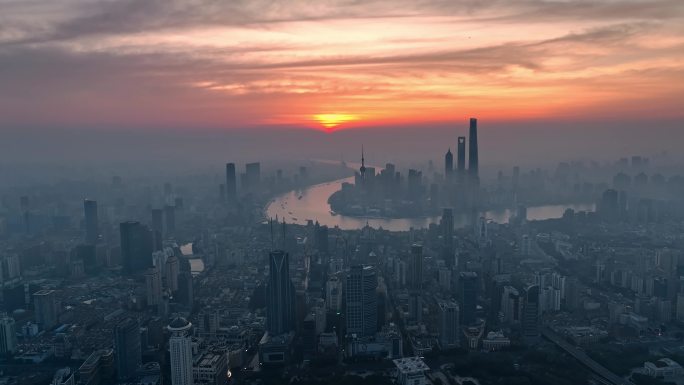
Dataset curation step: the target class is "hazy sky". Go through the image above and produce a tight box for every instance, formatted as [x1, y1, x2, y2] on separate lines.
[1, 0, 683, 132]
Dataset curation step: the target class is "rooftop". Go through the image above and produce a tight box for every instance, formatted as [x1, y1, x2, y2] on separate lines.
[168, 317, 191, 330]
[393, 357, 429, 374]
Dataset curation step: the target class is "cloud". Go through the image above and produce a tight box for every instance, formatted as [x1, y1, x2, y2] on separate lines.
[0, 0, 682, 130]
[2, 0, 682, 46]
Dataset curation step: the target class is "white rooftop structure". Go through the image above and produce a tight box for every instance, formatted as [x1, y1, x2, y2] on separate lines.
[393, 357, 430, 385]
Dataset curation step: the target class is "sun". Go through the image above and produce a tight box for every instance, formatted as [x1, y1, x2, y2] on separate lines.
[313, 113, 357, 130]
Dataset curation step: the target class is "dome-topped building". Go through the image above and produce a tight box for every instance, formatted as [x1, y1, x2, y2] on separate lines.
[168, 316, 193, 385]
[168, 316, 191, 331]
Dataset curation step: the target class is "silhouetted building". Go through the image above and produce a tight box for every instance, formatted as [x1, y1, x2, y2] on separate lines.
[33, 289, 57, 331]
[151, 209, 164, 251]
[407, 169, 422, 201]
[457, 136, 466, 177]
[444, 148, 453, 181]
[145, 268, 162, 308]
[438, 300, 460, 349]
[459, 272, 478, 326]
[225, 163, 237, 201]
[78, 349, 114, 385]
[512, 166, 520, 192]
[522, 285, 540, 338]
[177, 271, 194, 309]
[409, 244, 423, 290]
[0, 312, 17, 355]
[245, 162, 261, 191]
[84, 199, 98, 244]
[266, 250, 296, 335]
[600, 189, 619, 221]
[468, 118, 479, 178]
[120, 221, 153, 274]
[345, 265, 378, 337]
[73, 243, 97, 273]
[441, 209, 454, 267]
[115, 318, 141, 381]
[315, 223, 329, 256]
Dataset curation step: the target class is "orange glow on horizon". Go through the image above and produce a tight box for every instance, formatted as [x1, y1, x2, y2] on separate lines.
[313, 114, 359, 130]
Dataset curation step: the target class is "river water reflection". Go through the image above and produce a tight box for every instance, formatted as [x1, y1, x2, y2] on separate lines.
[266, 177, 595, 231]
[181, 243, 204, 276]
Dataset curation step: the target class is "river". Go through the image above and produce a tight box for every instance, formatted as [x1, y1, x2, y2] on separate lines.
[181, 243, 204, 276]
[265, 176, 595, 231]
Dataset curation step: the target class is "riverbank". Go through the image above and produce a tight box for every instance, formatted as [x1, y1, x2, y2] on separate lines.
[266, 175, 595, 231]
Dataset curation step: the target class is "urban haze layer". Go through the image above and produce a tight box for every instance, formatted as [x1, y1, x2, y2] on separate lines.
[2, 118, 684, 385]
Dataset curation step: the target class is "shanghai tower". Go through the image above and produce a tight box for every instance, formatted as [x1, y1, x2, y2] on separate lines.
[468, 118, 478, 178]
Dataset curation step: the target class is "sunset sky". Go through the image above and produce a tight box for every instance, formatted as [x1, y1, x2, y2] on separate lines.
[1, 0, 683, 132]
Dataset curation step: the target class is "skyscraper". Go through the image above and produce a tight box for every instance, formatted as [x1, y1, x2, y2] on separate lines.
[407, 169, 422, 201]
[501, 286, 521, 324]
[345, 265, 378, 337]
[84, 199, 98, 244]
[522, 285, 540, 338]
[441, 209, 454, 267]
[177, 271, 194, 309]
[266, 250, 296, 335]
[168, 317, 193, 385]
[225, 163, 237, 201]
[315, 223, 329, 256]
[165, 255, 179, 293]
[245, 162, 261, 191]
[114, 318, 141, 381]
[457, 136, 466, 176]
[409, 244, 423, 290]
[444, 148, 453, 180]
[145, 267, 162, 308]
[600, 189, 619, 221]
[438, 300, 460, 349]
[468, 118, 478, 178]
[33, 289, 57, 331]
[326, 276, 342, 312]
[0, 312, 17, 355]
[408, 244, 424, 323]
[459, 272, 478, 326]
[119, 221, 154, 274]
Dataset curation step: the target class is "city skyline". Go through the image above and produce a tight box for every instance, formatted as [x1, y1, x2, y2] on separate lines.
[2, 3, 684, 385]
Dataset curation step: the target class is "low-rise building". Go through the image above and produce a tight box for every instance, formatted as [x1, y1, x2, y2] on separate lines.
[193, 350, 229, 385]
[258, 332, 294, 365]
[643, 358, 684, 381]
[393, 357, 430, 385]
[482, 331, 510, 351]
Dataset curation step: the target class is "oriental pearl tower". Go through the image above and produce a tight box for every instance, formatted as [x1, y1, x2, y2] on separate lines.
[359, 145, 367, 180]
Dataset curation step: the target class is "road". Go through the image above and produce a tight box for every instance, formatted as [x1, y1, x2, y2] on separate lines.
[542, 328, 634, 385]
